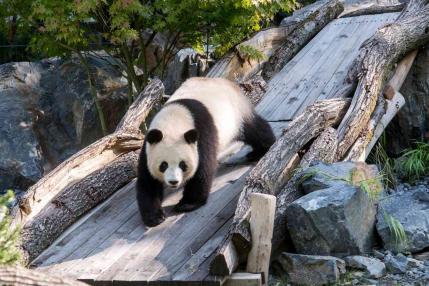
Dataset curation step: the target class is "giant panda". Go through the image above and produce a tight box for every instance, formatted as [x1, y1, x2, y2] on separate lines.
[137, 77, 275, 226]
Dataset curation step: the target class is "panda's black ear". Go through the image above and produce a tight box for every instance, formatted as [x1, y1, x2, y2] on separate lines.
[147, 129, 163, 144]
[184, 129, 198, 144]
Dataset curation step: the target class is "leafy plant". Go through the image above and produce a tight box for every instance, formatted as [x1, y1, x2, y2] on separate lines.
[397, 142, 429, 182]
[367, 136, 396, 188]
[0, 190, 21, 265]
[383, 211, 407, 246]
[237, 44, 266, 62]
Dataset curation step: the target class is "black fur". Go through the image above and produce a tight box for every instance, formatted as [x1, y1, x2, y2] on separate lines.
[136, 99, 218, 226]
[136, 142, 166, 227]
[147, 129, 163, 144]
[241, 113, 276, 161]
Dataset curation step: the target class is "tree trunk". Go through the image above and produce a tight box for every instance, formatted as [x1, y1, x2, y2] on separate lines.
[210, 98, 351, 276]
[20, 151, 139, 263]
[340, 2, 405, 18]
[0, 265, 87, 286]
[336, 0, 429, 159]
[262, 0, 344, 80]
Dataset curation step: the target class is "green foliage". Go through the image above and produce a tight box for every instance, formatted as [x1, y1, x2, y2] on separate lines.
[237, 44, 266, 62]
[368, 141, 396, 188]
[397, 142, 429, 182]
[383, 211, 407, 247]
[0, 190, 21, 265]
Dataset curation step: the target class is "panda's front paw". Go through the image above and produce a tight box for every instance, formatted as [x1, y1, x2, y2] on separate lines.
[174, 200, 205, 213]
[141, 209, 165, 227]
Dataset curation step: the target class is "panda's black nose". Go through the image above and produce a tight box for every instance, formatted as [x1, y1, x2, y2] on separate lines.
[169, 180, 179, 186]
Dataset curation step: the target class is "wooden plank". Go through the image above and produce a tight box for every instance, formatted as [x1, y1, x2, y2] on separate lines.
[94, 166, 250, 283]
[223, 273, 262, 286]
[292, 14, 396, 117]
[256, 17, 346, 118]
[246, 194, 276, 285]
[257, 17, 355, 120]
[32, 181, 138, 269]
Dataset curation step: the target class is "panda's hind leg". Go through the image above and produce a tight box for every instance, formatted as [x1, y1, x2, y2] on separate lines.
[241, 113, 276, 161]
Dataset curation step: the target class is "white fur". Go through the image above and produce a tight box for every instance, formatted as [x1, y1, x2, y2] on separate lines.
[169, 77, 253, 154]
[146, 77, 253, 185]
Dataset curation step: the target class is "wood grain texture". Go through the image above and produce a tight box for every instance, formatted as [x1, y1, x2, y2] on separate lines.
[337, 0, 429, 158]
[0, 266, 88, 286]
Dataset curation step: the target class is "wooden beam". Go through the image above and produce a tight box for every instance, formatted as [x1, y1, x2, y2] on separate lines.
[223, 273, 262, 286]
[246, 194, 276, 285]
[0, 266, 88, 286]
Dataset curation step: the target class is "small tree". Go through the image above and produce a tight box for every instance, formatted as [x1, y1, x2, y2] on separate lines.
[4, 0, 295, 134]
[0, 191, 21, 265]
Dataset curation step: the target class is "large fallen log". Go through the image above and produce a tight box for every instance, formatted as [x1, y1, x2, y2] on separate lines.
[340, 2, 405, 18]
[262, 0, 344, 80]
[207, 0, 343, 82]
[336, 0, 429, 159]
[210, 98, 351, 276]
[12, 79, 163, 263]
[0, 265, 87, 286]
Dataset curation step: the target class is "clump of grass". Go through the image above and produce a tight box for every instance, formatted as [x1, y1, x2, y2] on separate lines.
[0, 190, 21, 265]
[368, 141, 396, 188]
[397, 142, 429, 182]
[383, 211, 407, 247]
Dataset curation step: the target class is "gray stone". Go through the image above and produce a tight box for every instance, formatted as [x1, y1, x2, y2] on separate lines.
[286, 162, 379, 256]
[300, 161, 379, 194]
[376, 187, 429, 253]
[0, 53, 129, 192]
[385, 253, 409, 274]
[274, 253, 346, 285]
[345, 256, 386, 278]
[407, 257, 424, 269]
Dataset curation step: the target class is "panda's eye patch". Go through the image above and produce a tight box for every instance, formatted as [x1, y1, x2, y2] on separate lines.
[159, 161, 168, 173]
[179, 161, 188, 172]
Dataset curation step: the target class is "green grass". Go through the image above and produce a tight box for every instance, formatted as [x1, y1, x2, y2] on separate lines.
[368, 142, 396, 188]
[397, 142, 429, 182]
[236, 44, 267, 62]
[383, 211, 407, 247]
[0, 190, 21, 265]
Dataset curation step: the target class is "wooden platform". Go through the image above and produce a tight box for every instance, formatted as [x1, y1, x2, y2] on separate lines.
[33, 13, 399, 285]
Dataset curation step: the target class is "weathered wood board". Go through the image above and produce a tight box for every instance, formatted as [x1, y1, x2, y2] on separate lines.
[256, 12, 400, 121]
[33, 13, 399, 285]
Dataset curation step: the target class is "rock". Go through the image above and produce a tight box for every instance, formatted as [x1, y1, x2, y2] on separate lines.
[373, 249, 385, 260]
[0, 53, 129, 192]
[385, 253, 409, 274]
[274, 253, 346, 285]
[345, 256, 386, 278]
[300, 161, 379, 194]
[386, 46, 429, 155]
[376, 187, 429, 253]
[285, 162, 379, 256]
[407, 257, 424, 269]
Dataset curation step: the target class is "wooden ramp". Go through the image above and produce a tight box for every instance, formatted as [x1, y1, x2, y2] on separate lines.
[33, 13, 399, 285]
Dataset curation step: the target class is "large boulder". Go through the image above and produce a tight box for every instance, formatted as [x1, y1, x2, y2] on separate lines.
[386, 46, 429, 155]
[273, 253, 346, 285]
[0, 54, 129, 192]
[285, 162, 380, 256]
[376, 186, 429, 253]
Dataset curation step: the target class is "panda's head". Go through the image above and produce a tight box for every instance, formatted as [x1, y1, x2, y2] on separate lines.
[145, 128, 199, 189]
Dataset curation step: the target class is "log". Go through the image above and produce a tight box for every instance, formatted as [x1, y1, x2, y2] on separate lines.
[223, 273, 262, 286]
[246, 194, 276, 285]
[207, 0, 343, 82]
[210, 98, 351, 276]
[0, 265, 88, 286]
[336, 0, 429, 159]
[340, 2, 405, 18]
[20, 151, 139, 262]
[342, 50, 417, 161]
[11, 79, 163, 229]
[271, 127, 339, 250]
[262, 0, 344, 80]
